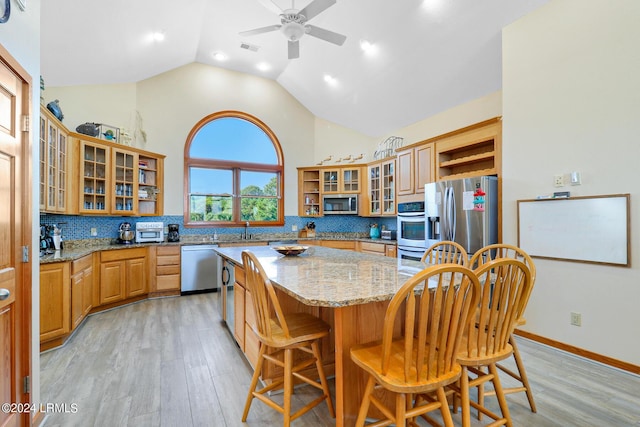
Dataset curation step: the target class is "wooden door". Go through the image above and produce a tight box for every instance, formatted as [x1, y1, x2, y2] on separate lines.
[125, 258, 147, 297]
[397, 149, 414, 195]
[415, 144, 433, 193]
[99, 261, 125, 305]
[0, 49, 32, 427]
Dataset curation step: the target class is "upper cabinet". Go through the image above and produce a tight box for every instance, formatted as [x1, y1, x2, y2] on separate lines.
[74, 133, 165, 216]
[322, 167, 362, 194]
[40, 106, 71, 213]
[396, 143, 434, 203]
[297, 165, 365, 217]
[435, 117, 502, 180]
[367, 158, 396, 216]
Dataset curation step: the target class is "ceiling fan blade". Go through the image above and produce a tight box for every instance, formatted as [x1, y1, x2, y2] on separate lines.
[256, 0, 283, 14]
[239, 25, 281, 37]
[299, 0, 336, 21]
[288, 40, 300, 59]
[306, 25, 346, 46]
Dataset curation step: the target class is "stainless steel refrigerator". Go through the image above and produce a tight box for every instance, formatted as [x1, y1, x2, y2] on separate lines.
[424, 176, 498, 254]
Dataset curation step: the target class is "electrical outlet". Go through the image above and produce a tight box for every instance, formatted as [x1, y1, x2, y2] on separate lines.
[90, 227, 97, 236]
[292, 225, 298, 232]
[570, 312, 582, 326]
[554, 174, 565, 187]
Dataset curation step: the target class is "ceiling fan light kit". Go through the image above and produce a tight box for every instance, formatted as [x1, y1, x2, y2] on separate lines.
[240, 0, 346, 59]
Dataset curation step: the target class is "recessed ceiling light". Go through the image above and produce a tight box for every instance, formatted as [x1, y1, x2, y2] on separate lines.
[213, 52, 227, 61]
[152, 31, 165, 42]
[323, 74, 337, 85]
[360, 40, 373, 52]
[257, 62, 271, 71]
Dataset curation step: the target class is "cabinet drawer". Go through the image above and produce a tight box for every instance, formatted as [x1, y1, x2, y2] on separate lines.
[156, 246, 180, 256]
[157, 265, 180, 276]
[156, 274, 180, 291]
[244, 325, 261, 369]
[359, 241, 386, 254]
[323, 240, 356, 250]
[235, 265, 245, 286]
[157, 255, 180, 266]
[72, 254, 93, 274]
[101, 247, 147, 262]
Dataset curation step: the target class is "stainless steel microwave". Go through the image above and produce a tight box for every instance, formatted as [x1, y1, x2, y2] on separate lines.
[322, 194, 358, 215]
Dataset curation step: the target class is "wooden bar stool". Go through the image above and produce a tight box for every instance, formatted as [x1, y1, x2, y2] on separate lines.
[469, 244, 537, 415]
[241, 250, 335, 427]
[452, 258, 533, 427]
[350, 264, 481, 427]
[422, 241, 469, 266]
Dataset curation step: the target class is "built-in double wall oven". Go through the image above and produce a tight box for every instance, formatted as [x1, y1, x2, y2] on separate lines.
[397, 201, 427, 261]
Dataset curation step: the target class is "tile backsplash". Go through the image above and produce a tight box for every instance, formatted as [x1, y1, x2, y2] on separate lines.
[39, 214, 397, 242]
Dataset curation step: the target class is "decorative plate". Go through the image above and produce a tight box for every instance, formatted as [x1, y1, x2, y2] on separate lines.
[272, 245, 308, 256]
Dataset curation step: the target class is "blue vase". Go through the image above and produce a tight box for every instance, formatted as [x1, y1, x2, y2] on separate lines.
[370, 226, 380, 239]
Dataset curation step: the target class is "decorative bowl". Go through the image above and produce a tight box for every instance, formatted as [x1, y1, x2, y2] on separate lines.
[272, 245, 308, 256]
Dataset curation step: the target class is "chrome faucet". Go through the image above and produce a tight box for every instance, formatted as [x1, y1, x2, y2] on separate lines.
[243, 221, 250, 239]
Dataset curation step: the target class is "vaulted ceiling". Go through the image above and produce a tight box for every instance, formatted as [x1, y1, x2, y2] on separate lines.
[41, 0, 550, 137]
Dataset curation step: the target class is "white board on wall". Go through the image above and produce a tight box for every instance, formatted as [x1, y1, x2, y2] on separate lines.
[517, 194, 630, 267]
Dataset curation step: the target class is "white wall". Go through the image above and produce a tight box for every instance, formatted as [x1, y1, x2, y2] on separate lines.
[502, 0, 640, 364]
[0, 0, 43, 410]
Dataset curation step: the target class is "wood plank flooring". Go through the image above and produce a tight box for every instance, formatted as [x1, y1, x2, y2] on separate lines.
[40, 292, 640, 426]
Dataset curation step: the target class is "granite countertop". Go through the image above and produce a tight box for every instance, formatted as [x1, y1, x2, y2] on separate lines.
[214, 245, 423, 308]
[39, 234, 396, 264]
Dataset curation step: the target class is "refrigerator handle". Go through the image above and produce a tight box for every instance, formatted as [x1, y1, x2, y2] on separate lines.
[449, 187, 456, 241]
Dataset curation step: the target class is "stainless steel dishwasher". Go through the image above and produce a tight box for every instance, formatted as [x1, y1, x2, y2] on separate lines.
[180, 245, 218, 294]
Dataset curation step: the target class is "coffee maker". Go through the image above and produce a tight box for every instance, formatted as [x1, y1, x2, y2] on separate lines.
[167, 224, 180, 242]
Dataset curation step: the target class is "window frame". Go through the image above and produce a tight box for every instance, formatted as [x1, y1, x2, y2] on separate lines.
[183, 110, 285, 227]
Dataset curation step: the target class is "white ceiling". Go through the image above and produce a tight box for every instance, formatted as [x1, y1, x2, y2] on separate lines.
[41, 0, 550, 137]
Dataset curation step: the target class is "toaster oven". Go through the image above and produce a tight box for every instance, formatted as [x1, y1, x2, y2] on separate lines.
[135, 222, 164, 243]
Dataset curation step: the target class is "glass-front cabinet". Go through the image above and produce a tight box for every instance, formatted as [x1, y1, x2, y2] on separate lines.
[112, 148, 137, 214]
[322, 167, 361, 194]
[39, 106, 69, 213]
[367, 158, 396, 216]
[79, 141, 109, 214]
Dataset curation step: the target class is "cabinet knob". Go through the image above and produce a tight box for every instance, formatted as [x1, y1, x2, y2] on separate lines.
[0, 288, 10, 301]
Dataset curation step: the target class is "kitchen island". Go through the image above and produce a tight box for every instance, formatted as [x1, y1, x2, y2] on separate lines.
[214, 244, 424, 427]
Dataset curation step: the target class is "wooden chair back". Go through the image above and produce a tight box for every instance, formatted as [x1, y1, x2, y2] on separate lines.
[379, 264, 480, 384]
[422, 240, 469, 266]
[242, 250, 291, 342]
[462, 258, 532, 360]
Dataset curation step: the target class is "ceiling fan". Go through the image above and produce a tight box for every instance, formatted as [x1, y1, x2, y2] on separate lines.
[240, 0, 347, 59]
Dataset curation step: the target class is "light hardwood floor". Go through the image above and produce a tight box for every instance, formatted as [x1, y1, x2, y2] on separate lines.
[40, 293, 640, 427]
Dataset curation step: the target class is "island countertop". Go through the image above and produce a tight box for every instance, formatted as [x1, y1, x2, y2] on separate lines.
[214, 244, 424, 307]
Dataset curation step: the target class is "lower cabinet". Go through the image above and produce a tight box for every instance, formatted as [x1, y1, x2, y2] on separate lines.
[151, 245, 181, 294]
[234, 265, 246, 350]
[40, 262, 70, 343]
[71, 254, 93, 330]
[357, 240, 397, 258]
[99, 247, 148, 305]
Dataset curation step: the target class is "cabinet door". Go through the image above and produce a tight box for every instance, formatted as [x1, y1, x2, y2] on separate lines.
[82, 266, 94, 317]
[112, 148, 138, 215]
[381, 159, 396, 215]
[322, 169, 340, 193]
[80, 141, 109, 213]
[71, 272, 84, 330]
[234, 282, 246, 350]
[39, 116, 47, 211]
[341, 167, 361, 192]
[45, 120, 58, 211]
[368, 163, 381, 215]
[55, 129, 68, 212]
[99, 261, 125, 305]
[415, 144, 433, 193]
[126, 257, 148, 297]
[40, 263, 70, 341]
[397, 149, 414, 196]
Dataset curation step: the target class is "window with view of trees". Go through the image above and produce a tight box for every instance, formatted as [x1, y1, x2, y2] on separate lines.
[183, 111, 284, 227]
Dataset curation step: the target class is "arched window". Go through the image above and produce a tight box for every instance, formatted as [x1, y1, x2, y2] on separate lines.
[183, 111, 284, 227]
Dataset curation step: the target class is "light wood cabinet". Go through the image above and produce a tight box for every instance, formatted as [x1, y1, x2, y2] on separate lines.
[435, 117, 502, 180]
[297, 165, 365, 216]
[74, 133, 165, 216]
[40, 106, 71, 213]
[151, 246, 181, 295]
[40, 262, 70, 342]
[322, 167, 362, 194]
[298, 168, 322, 217]
[397, 143, 434, 202]
[99, 248, 148, 306]
[367, 158, 396, 216]
[71, 255, 93, 330]
[234, 265, 246, 350]
[357, 241, 397, 258]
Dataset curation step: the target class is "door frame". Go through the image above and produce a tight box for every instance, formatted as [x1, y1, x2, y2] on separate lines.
[0, 43, 33, 427]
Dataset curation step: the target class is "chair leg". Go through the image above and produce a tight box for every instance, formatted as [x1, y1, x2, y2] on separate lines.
[311, 340, 335, 417]
[509, 334, 537, 413]
[395, 393, 407, 427]
[283, 348, 293, 427]
[242, 344, 267, 422]
[460, 366, 471, 427]
[477, 367, 486, 420]
[437, 387, 455, 427]
[489, 363, 513, 427]
[356, 376, 376, 427]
